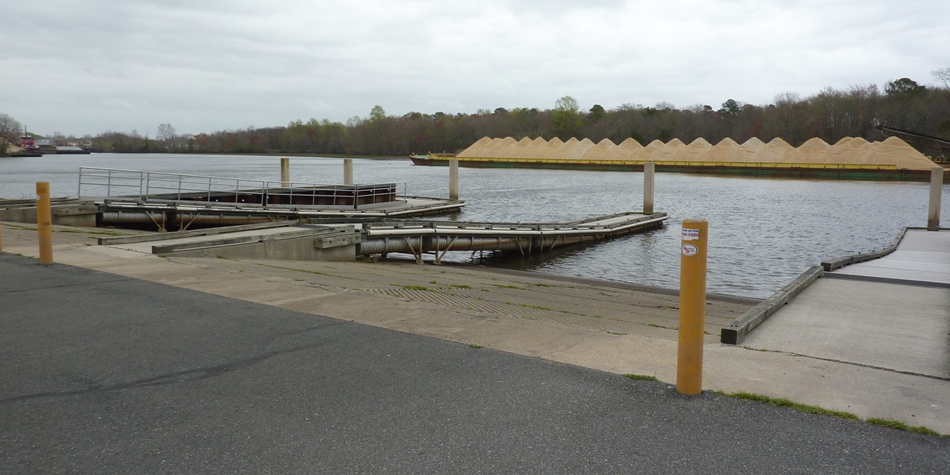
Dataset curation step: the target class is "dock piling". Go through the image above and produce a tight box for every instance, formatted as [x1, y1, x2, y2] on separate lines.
[929, 167, 943, 229]
[280, 158, 290, 188]
[677, 218, 708, 396]
[449, 159, 459, 200]
[36, 182, 53, 264]
[0, 215, 4, 253]
[344, 159, 354, 185]
[644, 162, 655, 214]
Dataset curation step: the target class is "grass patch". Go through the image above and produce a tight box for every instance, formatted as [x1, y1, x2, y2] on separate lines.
[429, 280, 438, 284]
[467, 343, 484, 349]
[624, 374, 659, 382]
[402, 285, 429, 291]
[608, 331, 627, 336]
[722, 391, 859, 420]
[520, 303, 550, 310]
[492, 284, 522, 289]
[867, 418, 941, 436]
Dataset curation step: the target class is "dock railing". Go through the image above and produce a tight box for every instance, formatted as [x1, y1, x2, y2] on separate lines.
[79, 167, 405, 210]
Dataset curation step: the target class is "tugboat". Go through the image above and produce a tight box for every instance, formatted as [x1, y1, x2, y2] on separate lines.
[12, 130, 43, 157]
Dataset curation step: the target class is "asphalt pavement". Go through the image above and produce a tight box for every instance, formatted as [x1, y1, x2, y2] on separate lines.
[2, 253, 948, 474]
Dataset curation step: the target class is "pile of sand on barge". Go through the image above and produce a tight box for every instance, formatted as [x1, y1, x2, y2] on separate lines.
[455, 136, 938, 171]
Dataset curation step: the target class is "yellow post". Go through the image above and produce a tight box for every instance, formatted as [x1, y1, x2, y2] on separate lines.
[677, 218, 708, 395]
[37, 181, 54, 264]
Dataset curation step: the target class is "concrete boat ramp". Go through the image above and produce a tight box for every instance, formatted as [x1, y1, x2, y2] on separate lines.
[96, 211, 669, 263]
[740, 228, 950, 381]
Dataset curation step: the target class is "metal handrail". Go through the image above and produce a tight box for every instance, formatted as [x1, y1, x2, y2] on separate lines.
[79, 167, 406, 210]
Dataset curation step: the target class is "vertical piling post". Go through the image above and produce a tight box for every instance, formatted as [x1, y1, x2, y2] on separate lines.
[37, 181, 53, 264]
[344, 158, 354, 185]
[280, 158, 290, 188]
[0, 215, 4, 253]
[449, 159, 459, 200]
[928, 167, 943, 230]
[677, 219, 708, 395]
[643, 162, 655, 214]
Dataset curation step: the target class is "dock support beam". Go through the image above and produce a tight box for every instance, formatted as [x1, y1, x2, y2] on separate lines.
[344, 159, 354, 185]
[280, 158, 290, 187]
[677, 218, 707, 396]
[928, 167, 943, 230]
[37, 181, 53, 264]
[449, 159, 459, 200]
[643, 162, 655, 214]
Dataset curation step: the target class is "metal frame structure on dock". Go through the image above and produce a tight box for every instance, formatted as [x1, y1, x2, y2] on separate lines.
[358, 212, 668, 264]
[72, 167, 465, 230]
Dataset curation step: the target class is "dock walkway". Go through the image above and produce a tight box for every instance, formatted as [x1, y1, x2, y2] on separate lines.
[743, 228, 950, 381]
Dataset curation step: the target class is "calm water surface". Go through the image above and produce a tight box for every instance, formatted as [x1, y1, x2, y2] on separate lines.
[2, 153, 947, 299]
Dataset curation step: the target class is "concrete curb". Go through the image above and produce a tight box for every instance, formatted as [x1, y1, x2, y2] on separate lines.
[720, 266, 823, 345]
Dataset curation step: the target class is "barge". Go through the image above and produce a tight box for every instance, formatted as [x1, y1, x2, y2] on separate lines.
[412, 136, 948, 182]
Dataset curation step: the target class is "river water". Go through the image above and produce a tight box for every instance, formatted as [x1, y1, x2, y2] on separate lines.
[2, 153, 947, 299]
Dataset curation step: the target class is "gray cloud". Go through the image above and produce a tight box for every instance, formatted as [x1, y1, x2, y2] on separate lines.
[2, 0, 949, 136]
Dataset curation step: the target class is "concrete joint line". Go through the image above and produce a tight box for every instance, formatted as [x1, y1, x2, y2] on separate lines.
[741, 346, 950, 382]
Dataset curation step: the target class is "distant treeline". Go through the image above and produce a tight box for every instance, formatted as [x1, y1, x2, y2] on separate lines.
[11, 73, 950, 158]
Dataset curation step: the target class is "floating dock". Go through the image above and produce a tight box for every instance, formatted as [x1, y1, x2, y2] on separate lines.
[2, 167, 668, 263]
[358, 212, 668, 263]
[93, 212, 668, 263]
[0, 168, 465, 230]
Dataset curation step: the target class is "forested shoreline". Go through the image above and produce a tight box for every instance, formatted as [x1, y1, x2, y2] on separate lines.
[3, 74, 949, 158]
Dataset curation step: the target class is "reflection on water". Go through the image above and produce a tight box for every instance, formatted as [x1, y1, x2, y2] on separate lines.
[2, 153, 947, 299]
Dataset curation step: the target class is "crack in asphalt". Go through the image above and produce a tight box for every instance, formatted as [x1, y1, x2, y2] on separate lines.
[0, 323, 346, 404]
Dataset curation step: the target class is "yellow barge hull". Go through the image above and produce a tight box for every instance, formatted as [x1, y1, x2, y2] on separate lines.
[409, 155, 947, 182]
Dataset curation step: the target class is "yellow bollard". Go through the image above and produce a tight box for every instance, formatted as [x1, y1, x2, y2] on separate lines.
[37, 181, 53, 264]
[677, 218, 708, 395]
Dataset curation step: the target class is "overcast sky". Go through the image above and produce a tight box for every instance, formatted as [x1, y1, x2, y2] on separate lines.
[3, 0, 949, 137]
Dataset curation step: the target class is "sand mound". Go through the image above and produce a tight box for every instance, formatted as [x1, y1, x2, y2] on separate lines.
[454, 135, 936, 171]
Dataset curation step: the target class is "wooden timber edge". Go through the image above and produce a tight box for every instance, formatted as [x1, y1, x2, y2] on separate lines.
[720, 266, 824, 345]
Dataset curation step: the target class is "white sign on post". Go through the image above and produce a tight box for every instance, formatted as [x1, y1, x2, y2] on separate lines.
[682, 228, 700, 240]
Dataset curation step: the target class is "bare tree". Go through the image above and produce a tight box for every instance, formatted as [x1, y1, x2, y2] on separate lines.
[933, 67, 950, 89]
[0, 113, 23, 142]
[157, 123, 176, 149]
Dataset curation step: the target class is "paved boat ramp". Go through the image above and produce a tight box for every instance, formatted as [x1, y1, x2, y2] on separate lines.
[738, 228, 950, 381]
